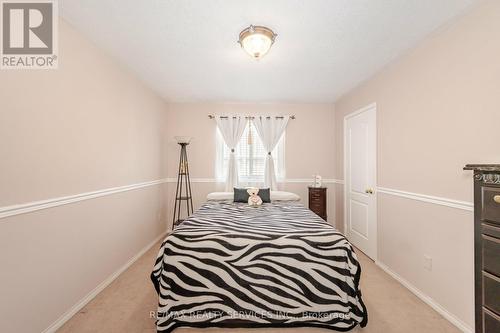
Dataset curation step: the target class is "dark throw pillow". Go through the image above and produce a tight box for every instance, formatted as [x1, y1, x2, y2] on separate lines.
[234, 188, 250, 202]
[258, 188, 271, 203]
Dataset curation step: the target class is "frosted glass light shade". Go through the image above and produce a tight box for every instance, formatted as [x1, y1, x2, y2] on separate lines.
[175, 136, 191, 144]
[238, 25, 276, 60]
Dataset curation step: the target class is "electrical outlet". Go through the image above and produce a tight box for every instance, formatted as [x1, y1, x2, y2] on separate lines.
[424, 255, 432, 271]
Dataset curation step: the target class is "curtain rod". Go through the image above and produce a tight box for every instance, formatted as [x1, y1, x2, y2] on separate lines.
[208, 115, 296, 120]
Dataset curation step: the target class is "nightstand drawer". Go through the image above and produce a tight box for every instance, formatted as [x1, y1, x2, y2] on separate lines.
[483, 235, 500, 277]
[482, 187, 500, 225]
[310, 202, 325, 212]
[483, 271, 500, 315]
[484, 307, 500, 333]
[309, 195, 324, 203]
[483, 223, 500, 239]
[309, 190, 325, 197]
[310, 195, 322, 202]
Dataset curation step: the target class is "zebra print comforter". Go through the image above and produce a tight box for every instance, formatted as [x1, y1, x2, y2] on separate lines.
[151, 201, 367, 332]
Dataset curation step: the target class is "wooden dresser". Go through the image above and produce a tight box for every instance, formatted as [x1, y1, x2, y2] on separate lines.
[464, 164, 500, 333]
[308, 186, 327, 221]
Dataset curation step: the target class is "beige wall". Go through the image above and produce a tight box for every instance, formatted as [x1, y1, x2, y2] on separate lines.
[0, 20, 168, 333]
[164, 103, 336, 228]
[334, 0, 500, 330]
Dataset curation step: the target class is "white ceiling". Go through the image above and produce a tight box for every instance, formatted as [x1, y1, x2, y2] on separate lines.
[60, 0, 478, 103]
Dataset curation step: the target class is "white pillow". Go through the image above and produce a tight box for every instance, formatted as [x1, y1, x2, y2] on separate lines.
[271, 191, 301, 201]
[206, 192, 233, 201]
[206, 191, 300, 202]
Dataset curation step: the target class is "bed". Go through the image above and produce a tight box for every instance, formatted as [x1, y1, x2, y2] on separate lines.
[151, 195, 368, 332]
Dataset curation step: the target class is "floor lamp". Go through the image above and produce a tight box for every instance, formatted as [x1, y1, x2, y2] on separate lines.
[172, 136, 194, 229]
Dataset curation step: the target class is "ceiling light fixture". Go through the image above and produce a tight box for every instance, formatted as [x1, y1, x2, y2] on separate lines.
[238, 25, 277, 60]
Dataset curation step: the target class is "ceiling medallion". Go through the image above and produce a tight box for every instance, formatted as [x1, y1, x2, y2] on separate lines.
[238, 25, 277, 60]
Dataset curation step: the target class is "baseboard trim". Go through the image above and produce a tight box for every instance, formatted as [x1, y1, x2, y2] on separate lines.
[41, 231, 167, 333]
[377, 187, 473, 211]
[0, 179, 169, 220]
[375, 260, 472, 333]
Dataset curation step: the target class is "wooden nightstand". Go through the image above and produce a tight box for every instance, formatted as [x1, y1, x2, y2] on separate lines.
[308, 186, 327, 221]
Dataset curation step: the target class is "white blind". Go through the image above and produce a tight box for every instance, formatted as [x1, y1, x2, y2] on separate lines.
[216, 121, 285, 185]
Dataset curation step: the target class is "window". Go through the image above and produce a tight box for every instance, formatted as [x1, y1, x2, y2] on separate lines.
[215, 121, 285, 185]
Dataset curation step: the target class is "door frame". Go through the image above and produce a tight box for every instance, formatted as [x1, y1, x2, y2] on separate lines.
[343, 102, 378, 260]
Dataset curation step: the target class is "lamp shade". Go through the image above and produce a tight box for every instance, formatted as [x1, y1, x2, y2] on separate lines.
[174, 136, 191, 144]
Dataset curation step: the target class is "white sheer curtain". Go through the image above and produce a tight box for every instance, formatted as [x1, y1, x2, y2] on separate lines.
[214, 116, 247, 191]
[252, 116, 289, 190]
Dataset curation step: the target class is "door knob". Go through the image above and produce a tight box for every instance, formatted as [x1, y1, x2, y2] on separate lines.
[365, 188, 374, 194]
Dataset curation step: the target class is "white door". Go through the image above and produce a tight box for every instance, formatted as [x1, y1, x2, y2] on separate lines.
[344, 104, 377, 260]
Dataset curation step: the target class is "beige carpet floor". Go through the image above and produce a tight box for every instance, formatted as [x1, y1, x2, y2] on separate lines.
[58, 240, 460, 333]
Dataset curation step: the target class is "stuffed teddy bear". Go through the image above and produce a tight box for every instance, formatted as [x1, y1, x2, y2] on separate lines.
[247, 187, 263, 207]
